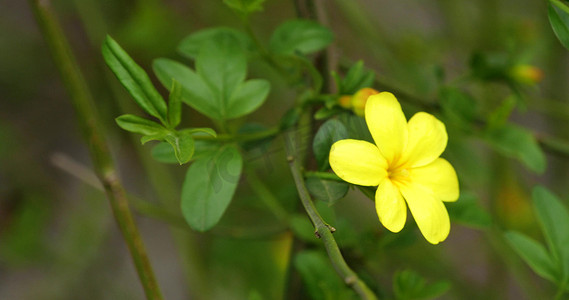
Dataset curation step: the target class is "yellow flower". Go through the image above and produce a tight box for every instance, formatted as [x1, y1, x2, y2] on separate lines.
[329, 92, 459, 244]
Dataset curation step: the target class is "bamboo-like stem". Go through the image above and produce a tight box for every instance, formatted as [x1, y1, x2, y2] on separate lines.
[284, 131, 378, 300]
[29, 1, 163, 299]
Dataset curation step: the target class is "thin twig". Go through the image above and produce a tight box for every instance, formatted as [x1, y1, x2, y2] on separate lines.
[29, 1, 163, 299]
[284, 131, 378, 300]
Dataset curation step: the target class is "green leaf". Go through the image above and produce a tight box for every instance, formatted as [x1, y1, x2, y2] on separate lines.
[0, 194, 50, 264]
[279, 107, 302, 130]
[181, 145, 243, 231]
[151, 142, 179, 164]
[336, 60, 376, 95]
[305, 177, 348, 205]
[415, 281, 452, 300]
[504, 231, 558, 282]
[393, 270, 450, 300]
[151, 139, 220, 164]
[153, 58, 219, 119]
[313, 119, 348, 170]
[532, 186, 569, 281]
[168, 80, 183, 128]
[180, 127, 217, 137]
[548, 2, 569, 50]
[115, 114, 167, 136]
[446, 192, 492, 229]
[140, 133, 168, 145]
[155, 34, 269, 120]
[226, 79, 271, 119]
[269, 19, 333, 55]
[439, 87, 477, 127]
[102, 36, 167, 122]
[177, 27, 253, 60]
[487, 96, 516, 129]
[337, 113, 373, 143]
[314, 106, 344, 120]
[223, 0, 265, 15]
[164, 132, 195, 164]
[196, 35, 247, 104]
[484, 124, 546, 173]
[294, 251, 356, 300]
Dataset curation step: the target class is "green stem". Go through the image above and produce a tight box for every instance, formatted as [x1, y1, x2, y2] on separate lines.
[284, 131, 378, 300]
[551, 0, 569, 15]
[304, 171, 343, 182]
[29, 1, 163, 299]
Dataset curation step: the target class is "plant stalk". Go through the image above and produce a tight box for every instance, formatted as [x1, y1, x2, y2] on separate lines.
[284, 131, 378, 300]
[29, 1, 163, 299]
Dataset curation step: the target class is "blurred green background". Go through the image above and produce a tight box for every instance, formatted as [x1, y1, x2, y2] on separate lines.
[2, 0, 569, 299]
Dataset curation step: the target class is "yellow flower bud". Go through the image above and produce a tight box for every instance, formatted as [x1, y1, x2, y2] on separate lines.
[338, 95, 352, 109]
[509, 64, 544, 85]
[351, 88, 379, 116]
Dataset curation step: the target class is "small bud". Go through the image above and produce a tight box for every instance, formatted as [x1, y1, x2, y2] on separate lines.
[338, 95, 352, 109]
[351, 88, 379, 116]
[509, 64, 543, 85]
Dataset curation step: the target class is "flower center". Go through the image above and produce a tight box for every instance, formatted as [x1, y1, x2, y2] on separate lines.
[387, 165, 410, 186]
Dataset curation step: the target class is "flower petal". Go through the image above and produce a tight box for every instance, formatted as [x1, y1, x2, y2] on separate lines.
[409, 158, 459, 202]
[376, 180, 407, 232]
[365, 92, 408, 164]
[400, 112, 447, 168]
[400, 183, 450, 244]
[329, 139, 388, 186]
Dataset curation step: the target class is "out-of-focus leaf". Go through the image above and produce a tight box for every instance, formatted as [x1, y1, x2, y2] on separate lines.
[181, 145, 243, 231]
[313, 119, 348, 170]
[484, 123, 546, 173]
[178, 27, 252, 60]
[223, 0, 265, 15]
[305, 177, 348, 205]
[279, 107, 301, 130]
[269, 19, 333, 55]
[168, 80, 182, 128]
[439, 87, 477, 128]
[164, 132, 195, 165]
[446, 192, 491, 229]
[532, 186, 569, 281]
[115, 114, 167, 136]
[102, 36, 167, 122]
[334, 60, 376, 95]
[289, 214, 319, 244]
[393, 269, 450, 300]
[294, 250, 357, 300]
[314, 106, 344, 120]
[151, 142, 179, 164]
[0, 193, 50, 265]
[487, 97, 516, 129]
[504, 231, 558, 282]
[548, 2, 569, 50]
